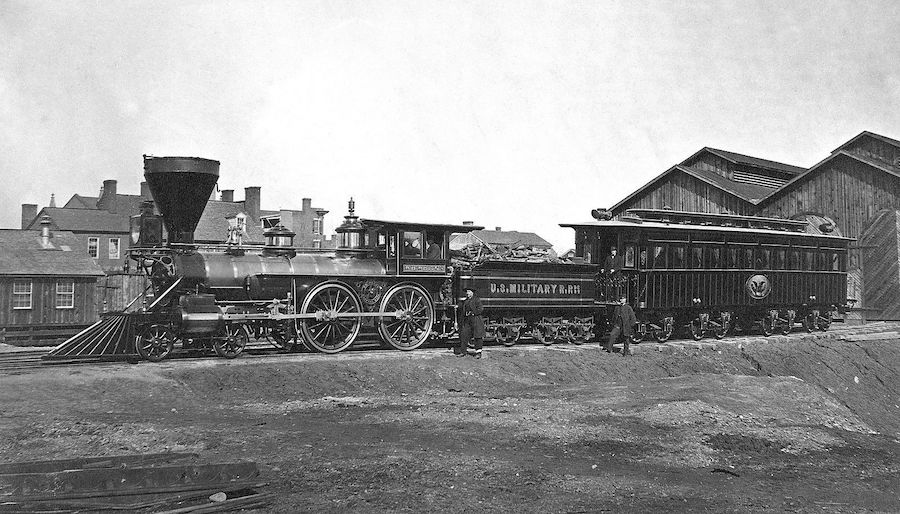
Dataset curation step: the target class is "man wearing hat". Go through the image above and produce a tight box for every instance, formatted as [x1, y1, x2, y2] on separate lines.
[606, 293, 637, 356]
[457, 286, 485, 358]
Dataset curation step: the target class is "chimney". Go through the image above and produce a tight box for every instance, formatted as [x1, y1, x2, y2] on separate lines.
[40, 215, 52, 248]
[495, 226, 502, 231]
[21, 204, 37, 229]
[462, 221, 474, 226]
[221, 189, 234, 202]
[244, 186, 261, 221]
[97, 179, 118, 213]
[140, 181, 151, 199]
[49, 194, 56, 208]
[302, 198, 312, 211]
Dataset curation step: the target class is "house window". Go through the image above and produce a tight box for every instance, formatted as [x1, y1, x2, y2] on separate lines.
[313, 240, 322, 249]
[312, 217, 322, 235]
[108, 238, 120, 259]
[88, 237, 99, 258]
[56, 280, 75, 309]
[12, 279, 32, 310]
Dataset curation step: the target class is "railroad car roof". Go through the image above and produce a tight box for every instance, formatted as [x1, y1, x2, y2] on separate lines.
[559, 219, 854, 242]
[361, 219, 484, 232]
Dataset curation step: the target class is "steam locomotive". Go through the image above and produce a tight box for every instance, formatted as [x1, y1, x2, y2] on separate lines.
[127, 156, 850, 361]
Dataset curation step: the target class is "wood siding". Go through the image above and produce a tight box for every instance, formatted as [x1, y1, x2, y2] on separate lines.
[860, 210, 900, 320]
[638, 270, 846, 310]
[844, 135, 900, 168]
[96, 273, 150, 313]
[759, 155, 900, 240]
[688, 153, 736, 180]
[0, 277, 99, 327]
[614, 171, 756, 216]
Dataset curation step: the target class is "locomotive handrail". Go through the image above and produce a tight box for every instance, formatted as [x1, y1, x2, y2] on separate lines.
[147, 277, 182, 311]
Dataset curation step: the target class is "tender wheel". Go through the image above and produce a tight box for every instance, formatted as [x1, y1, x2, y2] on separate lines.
[712, 312, 730, 340]
[378, 284, 435, 351]
[136, 324, 175, 362]
[533, 327, 551, 345]
[817, 310, 832, 331]
[497, 325, 520, 347]
[689, 318, 704, 341]
[653, 317, 674, 343]
[214, 324, 248, 359]
[299, 282, 362, 354]
[761, 312, 776, 336]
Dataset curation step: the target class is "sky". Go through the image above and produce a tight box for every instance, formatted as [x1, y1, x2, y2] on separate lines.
[2, 0, 900, 250]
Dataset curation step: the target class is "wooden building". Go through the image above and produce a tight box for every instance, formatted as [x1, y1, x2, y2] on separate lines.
[0, 222, 104, 344]
[603, 131, 900, 320]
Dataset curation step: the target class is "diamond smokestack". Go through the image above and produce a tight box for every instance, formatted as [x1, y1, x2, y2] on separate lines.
[143, 155, 220, 244]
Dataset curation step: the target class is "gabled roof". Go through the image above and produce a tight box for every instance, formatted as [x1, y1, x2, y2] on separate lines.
[470, 229, 552, 249]
[194, 201, 267, 244]
[63, 194, 99, 209]
[758, 150, 900, 206]
[30, 207, 130, 233]
[610, 164, 776, 212]
[682, 147, 806, 176]
[831, 130, 900, 154]
[0, 230, 105, 276]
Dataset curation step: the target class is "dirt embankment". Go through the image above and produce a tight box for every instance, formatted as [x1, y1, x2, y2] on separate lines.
[741, 336, 900, 436]
[1, 334, 899, 512]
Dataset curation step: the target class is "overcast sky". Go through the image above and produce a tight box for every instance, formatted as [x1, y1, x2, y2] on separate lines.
[2, 0, 899, 249]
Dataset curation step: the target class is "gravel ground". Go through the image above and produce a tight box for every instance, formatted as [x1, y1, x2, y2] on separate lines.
[1, 325, 899, 512]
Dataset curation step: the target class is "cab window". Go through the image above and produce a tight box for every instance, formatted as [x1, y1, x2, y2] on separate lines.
[424, 232, 444, 259]
[402, 231, 423, 258]
[624, 245, 636, 268]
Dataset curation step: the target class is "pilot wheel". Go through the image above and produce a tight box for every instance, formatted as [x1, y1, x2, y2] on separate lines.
[136, 324, 175, 362]
[214, 324, 249, 359]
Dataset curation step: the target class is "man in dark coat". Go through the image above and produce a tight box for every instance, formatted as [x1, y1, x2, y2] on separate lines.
[457, 287, 485, 358]
[603, 247, 624, 275]
[605, 294, 637, 356]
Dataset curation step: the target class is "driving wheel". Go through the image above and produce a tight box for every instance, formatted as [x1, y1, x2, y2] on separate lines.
[378, 284, 435, 351]
[299, 282, 362, 354]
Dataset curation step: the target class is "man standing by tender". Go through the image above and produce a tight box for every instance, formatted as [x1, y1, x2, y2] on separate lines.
[605, 294, 637, 356]
[457, 287, 485, 359]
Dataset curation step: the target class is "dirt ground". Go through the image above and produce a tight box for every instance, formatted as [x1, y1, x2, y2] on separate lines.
[1, 329, 899, 512]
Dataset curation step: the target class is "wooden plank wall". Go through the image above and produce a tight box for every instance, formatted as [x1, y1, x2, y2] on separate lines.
[97, 273, 149, 313]
[759, 155, 900, 240]
[0, 277, 98, 326]
[860, 210, 900, 320]
[614, 171, 756, 216]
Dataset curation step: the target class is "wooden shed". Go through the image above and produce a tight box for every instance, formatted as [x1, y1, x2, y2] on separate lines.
[0, 227, 104, 344]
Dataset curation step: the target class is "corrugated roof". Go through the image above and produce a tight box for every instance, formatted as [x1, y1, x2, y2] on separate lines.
[33, 207, 130, 233]
[682, 166, 777, 204]
[470, 229, 552, 248]
[0, 230, 105, 276]
[697, 147, 806, 175]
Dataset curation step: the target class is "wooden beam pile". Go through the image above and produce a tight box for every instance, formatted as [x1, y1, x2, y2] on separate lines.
[0, 452, 272, 512]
